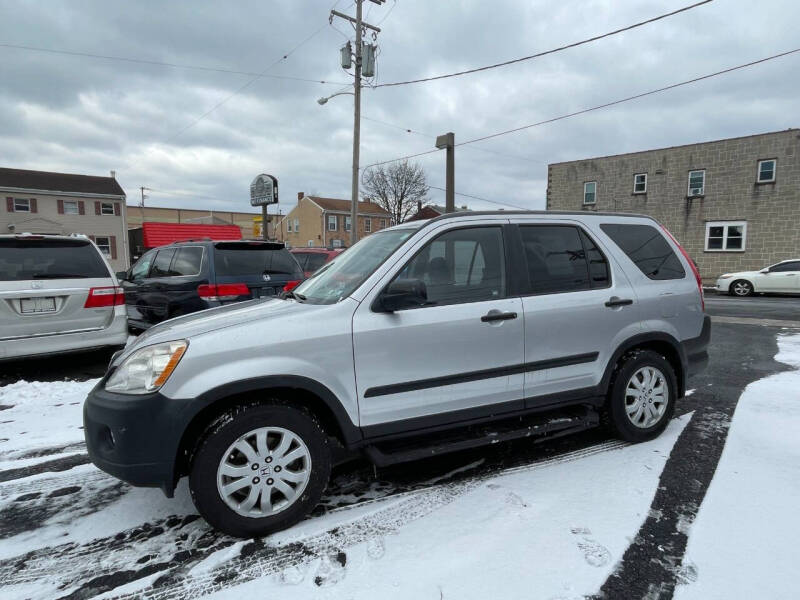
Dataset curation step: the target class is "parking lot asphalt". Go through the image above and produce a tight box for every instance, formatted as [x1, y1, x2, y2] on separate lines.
[1, 298, 798, 598]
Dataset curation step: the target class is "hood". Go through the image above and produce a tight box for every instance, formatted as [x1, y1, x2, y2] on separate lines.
[120, 298, 319, 360]
[720, 270, 761, 278]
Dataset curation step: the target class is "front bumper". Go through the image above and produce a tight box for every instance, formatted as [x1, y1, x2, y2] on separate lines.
[83, 381, 186, 496]
[713, 278, 732, 293]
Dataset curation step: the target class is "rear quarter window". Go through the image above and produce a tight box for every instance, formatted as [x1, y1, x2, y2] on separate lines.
[0, 239, 109, 281]
[214, 245, 302, 277]
[600, 223, 685, 280]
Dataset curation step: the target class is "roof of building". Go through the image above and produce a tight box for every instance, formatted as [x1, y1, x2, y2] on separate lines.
[548, 128, 800, 167]
[136, 222, 242, 248]
[407, 204, 471, 221]
[306, 196, 391, 216]
[126, 204, 261, 216]
[0, 167, 125, 197]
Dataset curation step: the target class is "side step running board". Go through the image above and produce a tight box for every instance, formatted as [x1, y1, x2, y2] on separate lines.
[364, 408, 600, 467]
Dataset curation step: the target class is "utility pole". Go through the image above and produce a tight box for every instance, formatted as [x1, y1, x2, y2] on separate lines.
[435, 133, 455, 213]
[330, 0, 384, 246]
[139, 186, 149, 223]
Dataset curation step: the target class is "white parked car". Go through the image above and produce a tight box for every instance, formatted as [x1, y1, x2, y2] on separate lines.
[0, 233, 128, 360]
[715, 259, 800, 297]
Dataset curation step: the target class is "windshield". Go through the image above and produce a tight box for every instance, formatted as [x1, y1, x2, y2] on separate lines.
[293, 228, 417, 304]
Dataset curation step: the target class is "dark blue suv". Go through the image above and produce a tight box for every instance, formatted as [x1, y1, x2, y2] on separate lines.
[121, 240, 303, 330]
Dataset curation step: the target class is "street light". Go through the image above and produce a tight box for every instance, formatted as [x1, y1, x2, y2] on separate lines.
[317, 91, 354, 105]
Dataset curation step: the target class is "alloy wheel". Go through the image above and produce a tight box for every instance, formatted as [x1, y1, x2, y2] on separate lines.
[216, 426, 312, 518]
[624, 366, 668, 428]
[732, 281, 752, 296]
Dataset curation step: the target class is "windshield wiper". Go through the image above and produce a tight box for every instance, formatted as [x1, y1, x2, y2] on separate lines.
[279, 290, 306, 302]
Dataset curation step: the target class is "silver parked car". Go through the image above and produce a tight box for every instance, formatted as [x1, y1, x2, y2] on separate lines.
[85, 211, 709, 537]
[0, 234, 128, 360]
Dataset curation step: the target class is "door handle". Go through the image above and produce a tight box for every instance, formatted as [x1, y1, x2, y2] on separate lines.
[481, 311, 518, 322]
[605, 296, 633, 308]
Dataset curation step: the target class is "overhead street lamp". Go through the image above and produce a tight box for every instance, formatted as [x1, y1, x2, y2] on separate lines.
[317, 91, 354, 105]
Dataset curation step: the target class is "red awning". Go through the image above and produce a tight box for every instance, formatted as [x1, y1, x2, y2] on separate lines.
[140, 222, 242, 248]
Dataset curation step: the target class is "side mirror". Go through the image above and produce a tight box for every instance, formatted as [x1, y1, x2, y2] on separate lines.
[377, 278, 428, 312]
[759, 268, 769, 274]
[116, 270, 128, 281]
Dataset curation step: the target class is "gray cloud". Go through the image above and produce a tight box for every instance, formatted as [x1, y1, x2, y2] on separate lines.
[0, 0, 797, 215]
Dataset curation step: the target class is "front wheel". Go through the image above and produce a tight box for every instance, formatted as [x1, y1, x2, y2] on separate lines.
[730, 279, 754, 297]
[189, 402, 331, 538]
[606, 350, 677, 443]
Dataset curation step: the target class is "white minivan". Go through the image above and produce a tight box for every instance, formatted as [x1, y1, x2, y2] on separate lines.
[0, 234, 128, 360]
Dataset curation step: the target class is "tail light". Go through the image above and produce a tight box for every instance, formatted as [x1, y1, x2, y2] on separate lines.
[283, 280, 301, 292]
[84, 286, 124, 308]
[197, 283, 250, 301]
[660, 224, 704, 311]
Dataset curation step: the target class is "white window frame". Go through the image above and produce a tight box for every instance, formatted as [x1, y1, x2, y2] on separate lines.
[332, 239, 343, 248]
[345, 215, 352, 231]
[14, 198, 30, 212]
[583, 181, 596, 205]
[307, 240, 314, 247]
[380, 219, 387, 229]
[293, 218, 299, 233]
[705, 221, 747, 252]
[688, 170, 705, 196]
[95, 235, 112, 257]
[63, 200, 79, 214]
[757, 159, 776, 183]
[327, 214, 337, 231]
[633, 173, 647, 194]
[364, 217, 371, 233]
[286, 219, 292, 233]
[100, 202, 115, 215]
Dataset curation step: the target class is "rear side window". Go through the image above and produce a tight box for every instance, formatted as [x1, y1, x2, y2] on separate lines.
[150, 248, 176, 277]
[520, 225, 607, 294]
[0, 239, 109, 281]
[600, 223, 685, 280]
[214, 245, 302, 277]
[304, 253, 330, 272]
[171, 247, 204, 276]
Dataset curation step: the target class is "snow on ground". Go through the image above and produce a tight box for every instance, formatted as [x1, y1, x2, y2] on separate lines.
[201, 416, 690, 600]
[0, 379, 95, 462]
[674, 333, 800, 600]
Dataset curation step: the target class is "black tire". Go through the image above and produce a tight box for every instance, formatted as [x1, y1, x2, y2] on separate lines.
[189, 402, 331, 538]
[606, 350, 677, 443]
[729, 279, 754, 297]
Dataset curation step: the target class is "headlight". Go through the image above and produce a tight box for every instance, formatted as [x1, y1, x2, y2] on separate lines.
[105, 340, 188, 394]
[718, 275, 732, 279]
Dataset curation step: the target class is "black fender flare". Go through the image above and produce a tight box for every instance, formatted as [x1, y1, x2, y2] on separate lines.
[599, 332, 687, 398]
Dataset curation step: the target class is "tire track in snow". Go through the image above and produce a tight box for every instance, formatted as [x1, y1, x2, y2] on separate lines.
[2, 438, 626, 600]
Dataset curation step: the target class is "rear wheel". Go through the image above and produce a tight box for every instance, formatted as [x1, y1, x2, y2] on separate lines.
[607, 350, 676, 443]
[730, 279, 753, 297]
[189, 402, 331, 538]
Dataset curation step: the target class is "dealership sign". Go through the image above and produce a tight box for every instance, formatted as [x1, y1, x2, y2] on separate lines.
[250, 174, 278, 206]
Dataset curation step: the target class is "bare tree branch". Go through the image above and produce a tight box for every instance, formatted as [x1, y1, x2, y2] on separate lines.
[361, 160, 429, 224]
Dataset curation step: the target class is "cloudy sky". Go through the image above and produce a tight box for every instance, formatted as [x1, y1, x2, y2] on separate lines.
[0, 0, 797, 216]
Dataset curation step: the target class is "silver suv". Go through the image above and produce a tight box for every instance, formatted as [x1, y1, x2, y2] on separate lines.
[0, 234, 128, 360]
[84, 211, 709, 537]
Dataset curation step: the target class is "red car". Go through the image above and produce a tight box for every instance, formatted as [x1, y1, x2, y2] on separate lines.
[290, 247, 345, 278]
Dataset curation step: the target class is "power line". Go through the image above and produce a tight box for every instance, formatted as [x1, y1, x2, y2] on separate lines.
[0, 41, 349, 86]
[428, 185, 529, 210]
[362, 48, 800, 169]
[374, 0, 713, 88]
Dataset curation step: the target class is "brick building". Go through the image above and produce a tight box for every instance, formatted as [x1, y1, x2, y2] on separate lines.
[1, 167, 129, 271]
[546, 129, 800, 280]
[278, 193, 391, 248]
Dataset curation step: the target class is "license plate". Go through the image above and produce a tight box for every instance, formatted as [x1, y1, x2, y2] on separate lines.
[20, 297, 56, 314]
[254, 288, 277, 298]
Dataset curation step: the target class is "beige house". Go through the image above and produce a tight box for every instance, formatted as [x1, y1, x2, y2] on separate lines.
[127, 205, 272, 239]
[546, 129, 800, 281]
[278, 193, 392, 248]
[1, 167, 129, 271]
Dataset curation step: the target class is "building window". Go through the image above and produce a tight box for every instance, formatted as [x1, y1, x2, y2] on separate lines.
[380, 219, 387, 229]
[286, 219, 293, 233]
[705, 221, 746, 252]
[64, 200, 79, 214]
[364, 218, 371, 233]
[332, 239, 343, 248]
[14, 198, 30, 212]
[345, 216, 352, 231]
[757, 159, 776, 183]
[688, 170, 705, 196]
[95, 236, 112, 257]
[328, 214, 337, 231]
[583, 182, 596, 205]
[633, 173, 647, 194]
[101, 202, 115, 215]
[294, 218, 299, 233]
